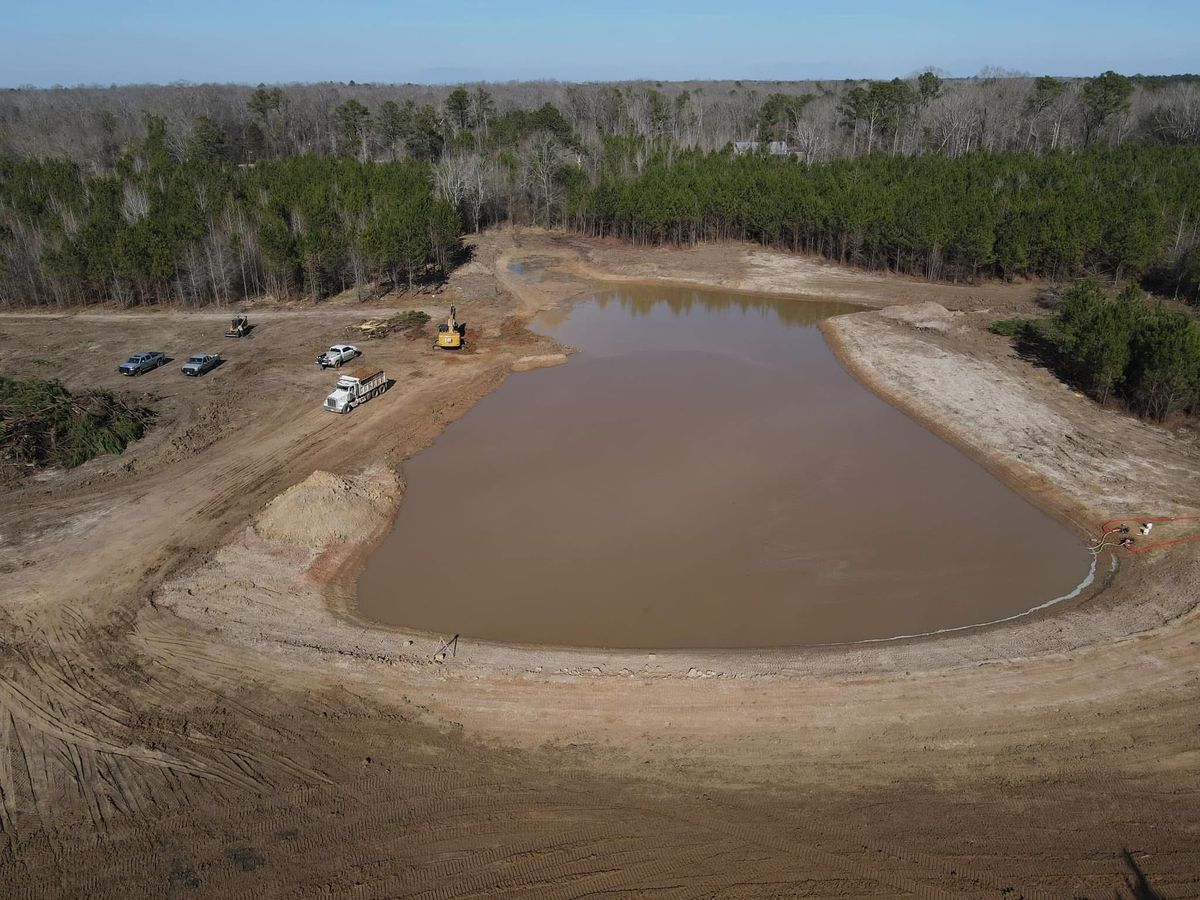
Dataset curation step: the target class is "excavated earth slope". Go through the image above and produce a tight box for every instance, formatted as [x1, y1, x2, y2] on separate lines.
[1, 228, 1198, 898]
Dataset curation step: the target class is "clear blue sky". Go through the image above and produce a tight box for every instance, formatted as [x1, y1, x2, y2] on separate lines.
[3, 0, 1196, 87]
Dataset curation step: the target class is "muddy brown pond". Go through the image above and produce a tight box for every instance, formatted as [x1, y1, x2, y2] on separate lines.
[357, 285, 1092, 648]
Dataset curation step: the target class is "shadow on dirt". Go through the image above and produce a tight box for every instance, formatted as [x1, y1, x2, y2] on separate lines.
[1122, 849, 1164, 899]
[378, 244, 475, 300]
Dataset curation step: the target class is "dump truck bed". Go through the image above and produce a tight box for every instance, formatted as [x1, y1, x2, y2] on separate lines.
[340, 368, 384, 385]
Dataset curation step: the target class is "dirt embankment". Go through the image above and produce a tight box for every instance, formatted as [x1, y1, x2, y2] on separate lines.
[2, 227, 1200, 897]
[826, 301, 1198, 529]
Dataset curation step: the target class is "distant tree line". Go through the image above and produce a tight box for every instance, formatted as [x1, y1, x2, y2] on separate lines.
[993, 280, 1200, 421]
[3, 71, 1200, 306]
[558, 144, 1200, 293]
[0, 116, 460, 306]
[4, 71, 1200, 166]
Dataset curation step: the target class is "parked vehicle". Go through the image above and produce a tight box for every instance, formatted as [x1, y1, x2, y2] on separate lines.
[316, 344, 360, 369]
[181, 353, 221, 376]
[324, 369, 387, 414]
[118, 352, 166, 376]
[225, 315, 249, 338]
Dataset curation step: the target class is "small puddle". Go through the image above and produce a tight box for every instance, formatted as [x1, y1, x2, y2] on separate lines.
[357, 285, 1092, 648]
[506, 257, 556, 283]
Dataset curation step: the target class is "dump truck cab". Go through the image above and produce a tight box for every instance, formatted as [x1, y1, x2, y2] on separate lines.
[324, 368, 386, 414]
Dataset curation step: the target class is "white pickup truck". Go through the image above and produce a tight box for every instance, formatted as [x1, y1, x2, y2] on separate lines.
[316, 344, 360, 369]
[324, 369, 387, 414]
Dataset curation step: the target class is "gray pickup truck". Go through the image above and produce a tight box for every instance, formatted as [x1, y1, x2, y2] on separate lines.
[118, 351, 166, 376]
[181, 353, 221, 376]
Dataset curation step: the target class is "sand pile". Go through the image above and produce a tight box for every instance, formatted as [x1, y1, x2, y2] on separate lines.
[254, 466, 400, 549]
[512, 353, 568, 372]
[879, 301, 959, 333]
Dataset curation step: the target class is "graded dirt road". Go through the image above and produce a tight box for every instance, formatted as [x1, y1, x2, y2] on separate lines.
[1, 228, 1198, 898]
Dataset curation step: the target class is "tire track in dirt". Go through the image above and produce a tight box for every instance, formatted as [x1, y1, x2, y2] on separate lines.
[0, 675, 261, 799]
[0, 713, 19, 842]
[0, 607, 342, 846]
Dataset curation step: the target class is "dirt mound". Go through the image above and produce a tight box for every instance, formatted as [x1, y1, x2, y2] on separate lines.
[253, 467, 399, 549]
[498, 315, 543, 342]
[512, 353, 568, 372]
[878, 300, 959, 332]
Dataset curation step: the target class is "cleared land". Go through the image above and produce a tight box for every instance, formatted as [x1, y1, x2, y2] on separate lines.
[1, 228, 1198, 897]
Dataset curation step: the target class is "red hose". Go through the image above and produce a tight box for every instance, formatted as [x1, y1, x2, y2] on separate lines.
[1099, 516, 1200, 554]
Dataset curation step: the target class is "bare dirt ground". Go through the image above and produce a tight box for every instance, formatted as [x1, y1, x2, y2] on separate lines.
[2, 227, 1199, 898]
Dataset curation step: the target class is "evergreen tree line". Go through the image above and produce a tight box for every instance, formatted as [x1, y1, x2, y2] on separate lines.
[4, 80, 1200, 307]
[0, 117, 461, 307]
[1000, 280, 1200, 421]
[555, 144, 1200, 296]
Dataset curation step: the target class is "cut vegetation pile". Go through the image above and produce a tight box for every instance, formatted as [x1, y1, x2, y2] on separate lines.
[0, 376, 152, 474]
[356, 310, 431, 339]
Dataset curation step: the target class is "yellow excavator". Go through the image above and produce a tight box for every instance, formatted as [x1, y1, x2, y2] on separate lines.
[435, 305, 465, 349]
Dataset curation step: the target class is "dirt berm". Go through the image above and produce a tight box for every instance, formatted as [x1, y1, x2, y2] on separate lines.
[1, 227, 1198, 897]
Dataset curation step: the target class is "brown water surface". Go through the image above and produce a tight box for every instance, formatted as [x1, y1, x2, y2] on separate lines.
[357, 286, 1091, 648]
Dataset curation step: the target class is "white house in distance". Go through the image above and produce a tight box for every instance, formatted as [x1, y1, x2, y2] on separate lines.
[732, 141, 792, 156]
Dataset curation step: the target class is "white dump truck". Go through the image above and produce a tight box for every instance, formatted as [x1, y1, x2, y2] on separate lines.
[324, 369, 386, 414]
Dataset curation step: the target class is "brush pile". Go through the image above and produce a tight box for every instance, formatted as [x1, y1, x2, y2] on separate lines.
[355, 310, 431, 339]
[0, 376, 152, 474]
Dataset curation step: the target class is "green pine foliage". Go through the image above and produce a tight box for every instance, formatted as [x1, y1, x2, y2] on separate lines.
[561, 143, 1200, 286]
[1014, 280, 1200, 420]
[987, 318, 1033, 338]
[388, 309, 431, 328]
[1144, 246, 1200, 304]
[0, 376, 152, 471]
[0, 125, 462, 308]
[4, 95, 1200, 309]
